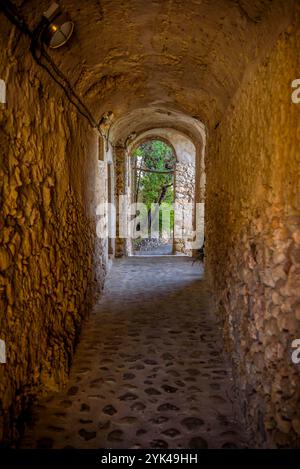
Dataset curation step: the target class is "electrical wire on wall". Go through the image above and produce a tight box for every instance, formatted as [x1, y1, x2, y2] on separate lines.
[0, 0, 112, 147]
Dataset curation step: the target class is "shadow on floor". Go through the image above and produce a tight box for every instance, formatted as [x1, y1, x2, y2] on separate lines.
[20, 257, 249, 449]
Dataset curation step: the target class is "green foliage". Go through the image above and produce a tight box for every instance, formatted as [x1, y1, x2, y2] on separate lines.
[133, 140, 175, 207]
[132, 140, 175, 236]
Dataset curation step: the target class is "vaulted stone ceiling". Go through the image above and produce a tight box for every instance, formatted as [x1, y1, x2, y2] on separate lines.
[19, 0, 292, 129]
[109, 107, 206, 146]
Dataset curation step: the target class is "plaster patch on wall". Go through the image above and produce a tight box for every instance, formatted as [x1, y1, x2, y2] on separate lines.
[0, 79, 6, 104]
[0, 340, 6, 363]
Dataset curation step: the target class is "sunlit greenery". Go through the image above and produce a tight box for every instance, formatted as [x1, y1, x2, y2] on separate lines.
[133, 140, 175, 206]
[132, 140, 175, 238]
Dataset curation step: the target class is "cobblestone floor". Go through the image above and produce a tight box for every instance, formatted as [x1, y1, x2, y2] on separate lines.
[21, 257, 248, 449]
[134, 239, 173, 256]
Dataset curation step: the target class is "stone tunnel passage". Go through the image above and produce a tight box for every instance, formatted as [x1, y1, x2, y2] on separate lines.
[21, 257, 248, 449]
[1, 0, 300, 450]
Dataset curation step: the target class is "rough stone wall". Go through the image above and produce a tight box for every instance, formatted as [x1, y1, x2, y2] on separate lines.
[206, 18, 300, 447]
[0, 29, 106, 444]
[174, 162, 195, 255]
[114, 146, 126, 257]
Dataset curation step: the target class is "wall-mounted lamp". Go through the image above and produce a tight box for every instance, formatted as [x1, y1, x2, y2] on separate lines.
[41, 3, 74, 49]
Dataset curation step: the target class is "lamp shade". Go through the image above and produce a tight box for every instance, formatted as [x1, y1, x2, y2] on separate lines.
[43, 12, 74, 48]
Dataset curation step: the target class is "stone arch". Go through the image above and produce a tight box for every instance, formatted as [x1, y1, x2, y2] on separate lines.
[129, 135, 177, 163]
[128, 136, 177, 255]
[127, 129, 199, 256]
[110, 116, 205, 257]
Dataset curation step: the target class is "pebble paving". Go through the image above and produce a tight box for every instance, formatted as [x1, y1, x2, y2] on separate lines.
[21, 257, 248, 449]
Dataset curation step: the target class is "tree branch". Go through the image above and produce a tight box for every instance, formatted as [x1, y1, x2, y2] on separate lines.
[135, 166, 173, 175]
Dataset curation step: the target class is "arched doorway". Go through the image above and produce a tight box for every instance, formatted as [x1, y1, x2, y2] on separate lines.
[110, 114, 206, 259]
[131, 138, 176, 255]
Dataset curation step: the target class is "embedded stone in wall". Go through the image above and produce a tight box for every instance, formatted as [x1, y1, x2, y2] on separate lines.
[0, 33, 106, 445]
[206, 20, 300, 448]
